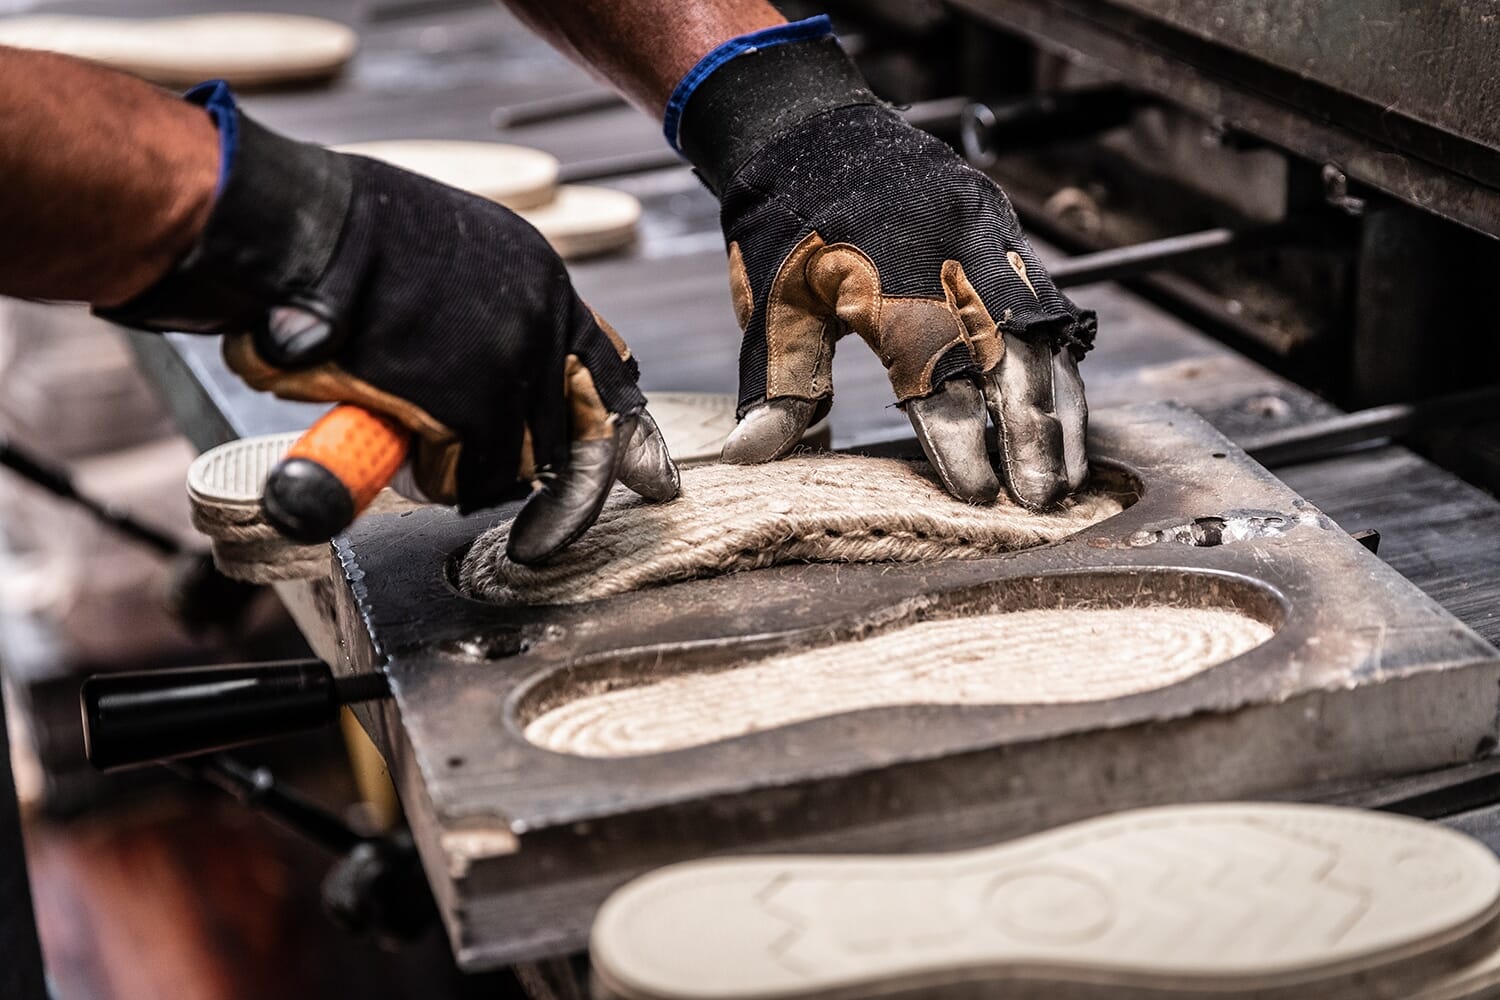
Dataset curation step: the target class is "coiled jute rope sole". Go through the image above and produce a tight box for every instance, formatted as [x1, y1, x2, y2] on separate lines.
[187, 432, 327, 583]
[523, 605, 1272, 758]
[459, 453, 1126, 605]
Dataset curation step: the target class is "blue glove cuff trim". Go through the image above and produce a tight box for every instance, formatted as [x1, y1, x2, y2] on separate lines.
[662, 15, 834, 152]
[184, 79, 239, 198]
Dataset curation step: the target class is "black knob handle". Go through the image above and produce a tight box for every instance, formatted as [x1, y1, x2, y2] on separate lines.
[81, 660, 388, 770]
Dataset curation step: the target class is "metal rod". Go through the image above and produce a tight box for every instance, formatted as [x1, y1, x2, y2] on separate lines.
[335, 671, 397, 705]
[900, 95, 976, 134]
[0, 434, 181, 556]
[558, 148, 684, 184]
[1052, 228, 1235, 288]
[173, 754, 365, 855]
[83, 660, 392, 770]
[961, 86, 1152, 168]
[1243, 384, 1500, 468]
[1049, 222, 1313, 288]
[492, 90, 627, 130]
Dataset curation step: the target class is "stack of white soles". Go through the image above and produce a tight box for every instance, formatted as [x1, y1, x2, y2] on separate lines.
[0, 13, 358, 88]
[186, 432, 323, 584]
[593, 802, 1500, 1000]
[334, 140, 643, 260]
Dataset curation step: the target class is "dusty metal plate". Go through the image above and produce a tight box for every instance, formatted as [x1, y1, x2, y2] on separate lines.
[950, 0, 1500, 238]
[328, 403, 1500, 969]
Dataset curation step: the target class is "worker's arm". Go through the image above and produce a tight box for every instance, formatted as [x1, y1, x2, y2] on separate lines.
[0, 48, 677, 562]
[502, 0, 782, 113]
[0, 49, 218, 305]
[505, 2, 1096, 508]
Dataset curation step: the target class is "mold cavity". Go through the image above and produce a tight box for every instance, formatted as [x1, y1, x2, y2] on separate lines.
[517, 571, 1280, 759]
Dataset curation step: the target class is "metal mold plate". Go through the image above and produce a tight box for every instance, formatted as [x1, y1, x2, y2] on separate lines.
[328, 404, 1500, 969]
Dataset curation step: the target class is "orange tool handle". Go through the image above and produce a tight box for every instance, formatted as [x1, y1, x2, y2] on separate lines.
[261, 405, 411, 544]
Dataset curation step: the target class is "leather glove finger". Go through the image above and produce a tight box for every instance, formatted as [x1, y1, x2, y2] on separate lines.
[1053, 347, 1089, 491]
[722, 397, 821, 465]
[616, 409, 681, 502]
[905, 379, 999, 503]
[719, 236, 836, 464]
[980, 333, 1069, 510]
[507, 407, 680, 565]
[507, 412, 634, 566]
[508, 335, 681, 563]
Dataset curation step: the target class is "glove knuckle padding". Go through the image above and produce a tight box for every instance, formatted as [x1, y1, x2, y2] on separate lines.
[720, 104, 1096, 411]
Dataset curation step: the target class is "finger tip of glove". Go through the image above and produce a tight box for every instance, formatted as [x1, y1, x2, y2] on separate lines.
[1006, 471, 1069, 511]
[938, 466, 1001, 505]
[618, 417, 682, 502]
[631, 468, 681, 503]
[722, 398, 815, 465]
[504, 500, 562, 566]
[505, 535, 556, 567]
[720, 436, 775, 465]
[721, 424, 792, 466]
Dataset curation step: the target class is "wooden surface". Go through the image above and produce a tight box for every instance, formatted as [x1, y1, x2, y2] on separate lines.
[24, 782, 531, 1000]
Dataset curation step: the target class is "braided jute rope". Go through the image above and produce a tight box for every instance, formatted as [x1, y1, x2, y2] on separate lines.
[189, 500, 331, 583]
[525, 606, 1272, 757]
[459, 454, 1125, 605]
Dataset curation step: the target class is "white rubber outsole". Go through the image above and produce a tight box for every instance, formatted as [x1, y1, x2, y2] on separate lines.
[517, 185, 642, 260]
[591, 803, 1500, 1000]
[0, 14, 357, 88]
[187, 431, 302, 511]
[332, 140, 561, 211]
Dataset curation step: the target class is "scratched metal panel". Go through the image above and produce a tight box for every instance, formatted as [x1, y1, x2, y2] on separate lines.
[951, 0, 1500, 235]
[1111, 0, 1500, 152]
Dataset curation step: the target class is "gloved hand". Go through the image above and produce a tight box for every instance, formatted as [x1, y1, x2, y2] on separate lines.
[101, 82, 678, 564]
[672, 19, 1096, 508]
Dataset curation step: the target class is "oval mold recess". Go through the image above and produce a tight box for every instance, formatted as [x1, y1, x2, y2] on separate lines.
[515, 569, 1285, 759]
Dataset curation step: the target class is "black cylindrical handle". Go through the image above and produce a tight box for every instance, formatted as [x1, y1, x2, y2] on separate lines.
[81, 659, 381, 770]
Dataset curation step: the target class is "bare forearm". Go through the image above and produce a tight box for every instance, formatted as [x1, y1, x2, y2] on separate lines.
[501, 0, 784, 114]
[0, 48, 218, 305]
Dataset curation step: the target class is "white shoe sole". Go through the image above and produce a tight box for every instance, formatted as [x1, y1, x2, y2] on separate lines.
[591, 803, 1500, 1000]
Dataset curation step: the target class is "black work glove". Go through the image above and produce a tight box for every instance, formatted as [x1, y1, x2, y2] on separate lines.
[102, 84, 677, 564]
[677, 31, 1096, 508]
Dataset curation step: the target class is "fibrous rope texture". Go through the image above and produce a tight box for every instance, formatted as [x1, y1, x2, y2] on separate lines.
[524, 606, 1272, 757]
[459, 454, 1125, 605]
